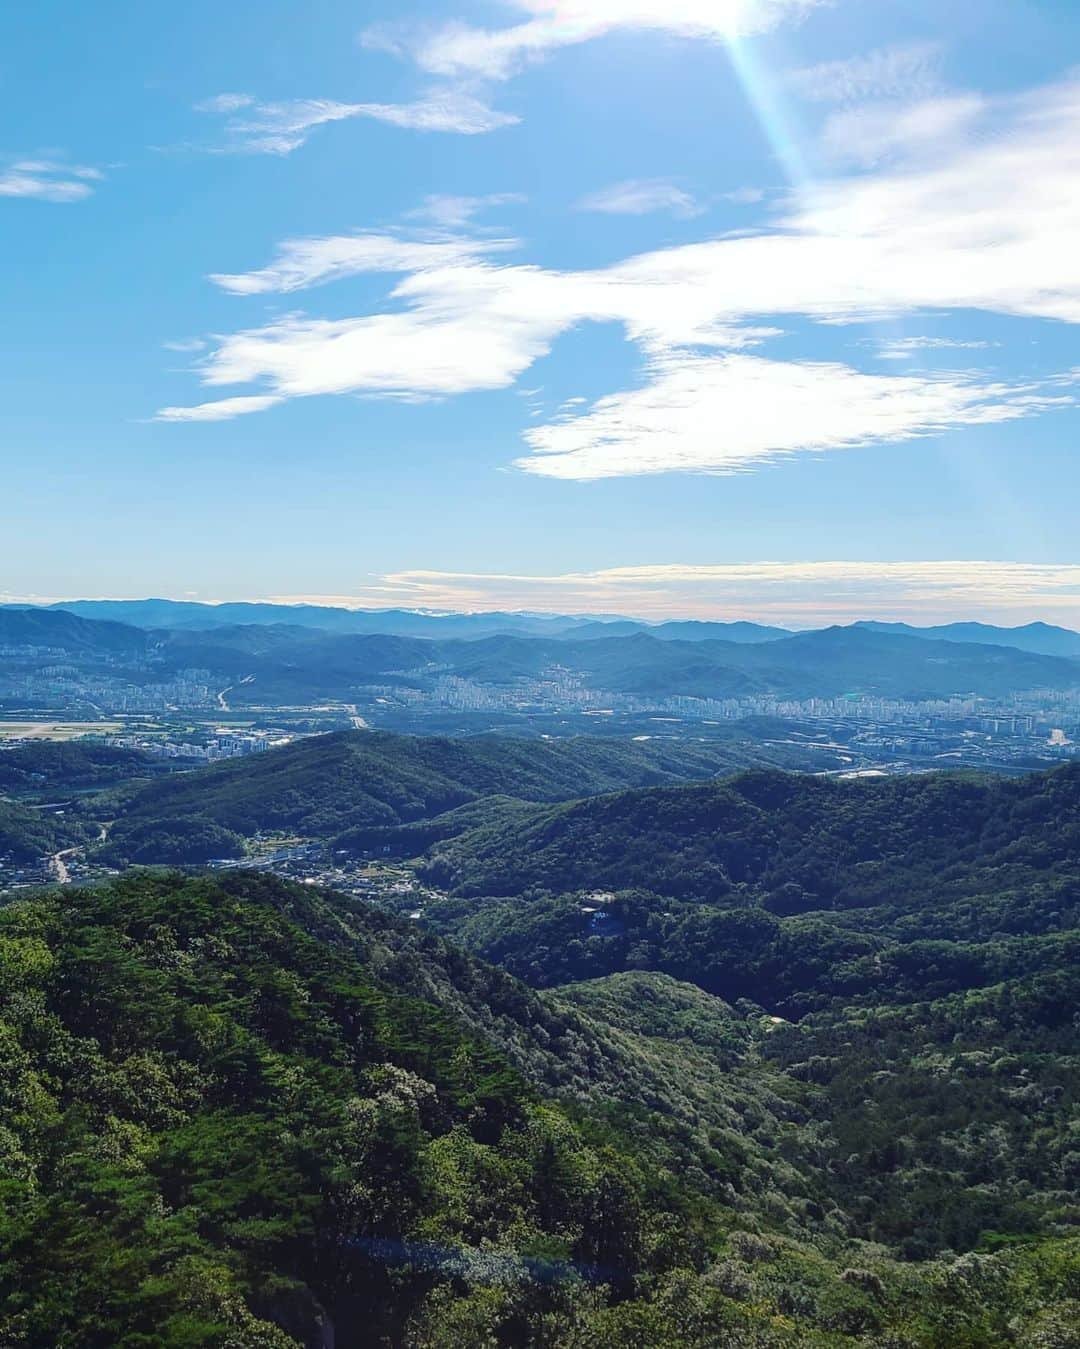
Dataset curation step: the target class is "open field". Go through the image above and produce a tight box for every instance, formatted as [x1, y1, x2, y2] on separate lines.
[0, 721, 123, 741]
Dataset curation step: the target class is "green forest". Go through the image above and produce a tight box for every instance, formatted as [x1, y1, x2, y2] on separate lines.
[0, 871, 1077, 1347]
[2, 738, 1079, 1345]
[407, 764, 1080, 1010]
[92, 729, 818, 850]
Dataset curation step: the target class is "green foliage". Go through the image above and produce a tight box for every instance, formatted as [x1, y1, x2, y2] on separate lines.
[0, 742, 159, 797]
[417, 763, 1080, 1011]
[102, 730, 773, 844]
[97, 815, 247, 866]
[392, 761, 1080, 1270]
[0, 871, 1076, 1345]
[0, 800, 92, 862]
[0, 873, 714, 1347]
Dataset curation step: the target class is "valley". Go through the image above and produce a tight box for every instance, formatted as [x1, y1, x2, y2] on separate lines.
[2, 603, 1079, 1346]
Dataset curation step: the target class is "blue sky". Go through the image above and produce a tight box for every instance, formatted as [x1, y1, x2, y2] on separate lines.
[3, 0, 1080, 625]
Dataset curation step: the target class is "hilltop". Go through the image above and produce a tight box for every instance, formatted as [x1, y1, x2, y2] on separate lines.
[94, 729, 813, 860]
[413, 761, 1080, 1012]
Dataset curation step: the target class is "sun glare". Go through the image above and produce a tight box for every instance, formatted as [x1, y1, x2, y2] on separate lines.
[536, 0, 770, 42]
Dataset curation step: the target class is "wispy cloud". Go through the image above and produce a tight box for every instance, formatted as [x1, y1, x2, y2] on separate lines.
[154, 395, 284, 423]
[162, 338, 208, 353]
[373, 0, 823, 83]
[518, 352, 1070, 479]
[821, 93, 984, 167]
[158, 75, 1080, 479]
[788, 42, 944, 105]
[270, 561, 1080, 626]
[787, 43, 978, 171]
[195, 93, 256, 114]
[17, 562, 1080, 627]
[195, 88, 516, 154]
[873, 336, 994, 362]
[209, 231, 518, 295]
[578, 179, 702, 217]
[406, 192, 526, 229]
[0, 158, 104, 202]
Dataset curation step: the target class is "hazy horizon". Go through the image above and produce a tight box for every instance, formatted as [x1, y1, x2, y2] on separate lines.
[6, 590, 1080, 635]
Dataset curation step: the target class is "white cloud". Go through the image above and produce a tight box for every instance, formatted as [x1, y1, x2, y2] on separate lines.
[196, 302, 566, 400]
[195, 93, 256, 114]
[821, 93, 984, 167]
[578, 179, 701, 217]
[23, 560, 1078, 626]
[407, 192, 526, 229]
[385, 0, 822, 82]
[0, 158, 104, 202]
[162, 338, 208, 353]
[788, 42, 944, 104]
[874, 336, 993, 362]
[722, 187, 765, 205]
[201, 97, 366, 155]
[209, 231, 517, 295]
[269, 561, 1080, 626]
[160, 75, 1080, 476]
[356, 89, 519, 134]
[154, 395, 284, 423]
[517, 352, 1069, 479]
[196, 88, 516, 154]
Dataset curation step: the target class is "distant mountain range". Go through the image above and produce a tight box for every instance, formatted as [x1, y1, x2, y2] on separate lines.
[4, 605, 1080, 703]
[556, 618, 792, 643]
[0, 606, 148, 656]
[855, 619, 1080, 660]
[31, 598, 793, 644]
[10, 597, 1080, 657]
[36, 598, 610, 639]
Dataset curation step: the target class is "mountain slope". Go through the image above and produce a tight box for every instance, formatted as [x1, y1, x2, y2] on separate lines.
[570, 620, 792, 643]
[414, 627, 1080, 699]
[0, 742, 161, 797]
[723, 625, 1080, 697]
[0, 607, 147, 657]
[0, 798, 93, 861]
[416, 761, 1080, 1012]
[422, 764, 1061, 901]
[103, 729, 778, 842]
[0, 871, 725, 1347]
[1, 870, 1076, 1347]
[10, 607, 1079, 705]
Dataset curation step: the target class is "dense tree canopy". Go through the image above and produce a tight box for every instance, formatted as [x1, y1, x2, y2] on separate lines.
[0, 872, 1076, 1346]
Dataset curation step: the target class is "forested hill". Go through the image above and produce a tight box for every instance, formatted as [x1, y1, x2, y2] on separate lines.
[0, 606, 148, 656]
[0, 870, 1076, 1346]
[0, 871, 704, 1346]
[423, 760, 1080, 902]
[0, 799, 94, 862]
[103, 729, 806, 841]
[413, 762, 1080, 1014]
[0, 742, 160, 795]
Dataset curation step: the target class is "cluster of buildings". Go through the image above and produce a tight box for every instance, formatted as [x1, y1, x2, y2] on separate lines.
[0, 644, 70, 659]
[0, 667, 217, 713]
[361, 669, 635, 715]
[0, 852, 52, 892]
[106, 730, 291, 762]
[357, 673, 1079, 739]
